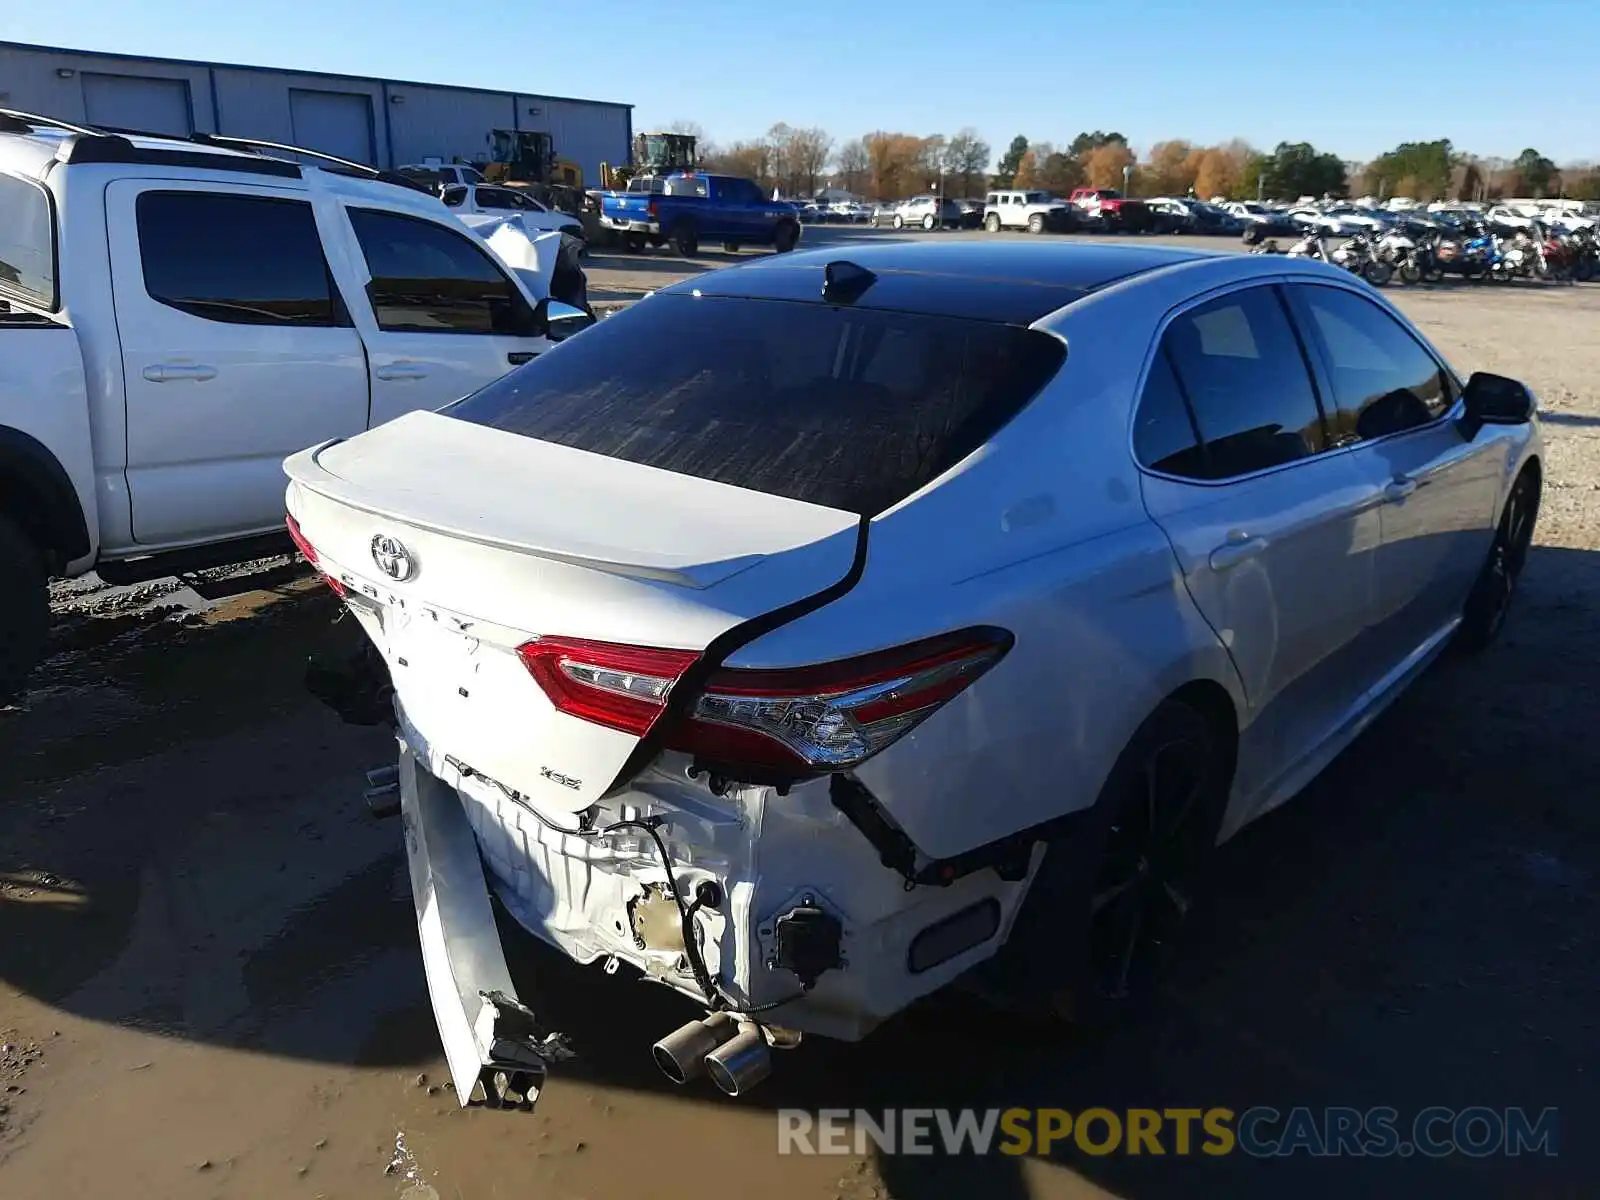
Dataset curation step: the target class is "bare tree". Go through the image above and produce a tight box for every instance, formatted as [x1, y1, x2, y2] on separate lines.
[666, 119, 706, 140]
[764, 123, 796, 195]
[944, 127, 992, 199]
[837, 138, 869, 195]
[787, 127, 834, 196]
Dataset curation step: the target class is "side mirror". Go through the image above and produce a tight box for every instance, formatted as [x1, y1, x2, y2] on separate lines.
[1462, 371, 1535, 427]
[531, 297, 596, 343]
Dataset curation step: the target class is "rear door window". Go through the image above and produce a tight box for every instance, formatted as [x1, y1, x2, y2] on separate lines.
[443, 295, 1066, 515]
[135, 191, 340, 326]
[0, 171, 57, 309]
[1149, 285, 1328, 479]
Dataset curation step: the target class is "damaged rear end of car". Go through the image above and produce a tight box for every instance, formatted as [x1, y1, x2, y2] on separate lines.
[284, 266, 1070, 1104]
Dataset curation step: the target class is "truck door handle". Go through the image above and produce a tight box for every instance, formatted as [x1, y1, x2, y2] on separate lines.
[1209, 532, 1268, 571]
[507, 351, 537, 365]
[375, 363, 429, 381]
[143, 363, 217, 382]
[1383, 476, 1419, 503]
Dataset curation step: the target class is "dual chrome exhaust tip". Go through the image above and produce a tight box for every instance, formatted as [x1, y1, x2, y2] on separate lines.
[652, 1013, 772, 1097]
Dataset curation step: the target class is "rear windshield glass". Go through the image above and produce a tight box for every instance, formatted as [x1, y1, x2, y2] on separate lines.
[0, 171, 57, 309]
[444, 294, 1065, 516]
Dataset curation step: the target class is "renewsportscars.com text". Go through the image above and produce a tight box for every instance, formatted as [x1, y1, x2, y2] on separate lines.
[777, 1106, 1559, 1158]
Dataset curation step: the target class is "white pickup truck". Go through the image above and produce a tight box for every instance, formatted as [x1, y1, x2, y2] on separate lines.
[0, 112, 589, 701]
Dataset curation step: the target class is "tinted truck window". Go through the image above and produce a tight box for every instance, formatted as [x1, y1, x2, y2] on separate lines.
[444, 294, 1065, 515]
[347, 208, 527, 335]
[136, 191, 339, 326]
[0, 171, 57, 309]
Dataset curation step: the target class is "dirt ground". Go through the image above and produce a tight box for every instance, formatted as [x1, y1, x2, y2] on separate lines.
[2, 236, 1597, 1200]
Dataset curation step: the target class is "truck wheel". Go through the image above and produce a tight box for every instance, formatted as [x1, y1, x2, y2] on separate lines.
[774, 221, 799, 253]
[671, 222, 699, 257]
[984, 212, 1001, 233]
[722, 241, 740, 253]
[892, 214, 905, 230]
[0, 514, 49, 706]
[921, 214, 936, 231]
[623, 233, 647, 253]
[1028, 213, 1046, 234]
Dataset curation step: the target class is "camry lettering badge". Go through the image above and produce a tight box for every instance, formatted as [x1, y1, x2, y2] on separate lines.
[371, 534, 416, 582]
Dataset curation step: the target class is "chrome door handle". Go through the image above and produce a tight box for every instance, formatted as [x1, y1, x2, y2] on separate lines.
[375, 363, 429, 381]
[1383, 477, 1419, 502]
[143, 363, 217, 382]
[1209, 533, 1268, 571]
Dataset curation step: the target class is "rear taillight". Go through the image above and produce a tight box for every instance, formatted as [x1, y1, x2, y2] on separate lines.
[518, 637, 700, 737]
[667, 629, 1011, 772]
[517, 628, 1011, 775]
[647, 199, 659, 219]
[285, 514, 346, 598]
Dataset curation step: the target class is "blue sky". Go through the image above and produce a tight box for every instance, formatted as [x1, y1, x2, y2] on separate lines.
[4, 0, 1593, 164]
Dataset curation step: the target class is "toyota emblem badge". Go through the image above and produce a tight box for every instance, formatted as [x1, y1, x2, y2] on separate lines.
[371, 534, 416, 582]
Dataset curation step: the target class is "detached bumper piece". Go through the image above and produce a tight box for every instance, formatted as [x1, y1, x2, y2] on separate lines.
[398, 746, 572, 1111]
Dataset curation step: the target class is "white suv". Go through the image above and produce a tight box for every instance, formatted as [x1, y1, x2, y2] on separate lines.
[984, 190, 1075, 234]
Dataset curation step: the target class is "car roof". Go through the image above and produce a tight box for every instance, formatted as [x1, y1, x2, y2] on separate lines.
[660, 240, 1216, 324]
[1, 121, 446, 217]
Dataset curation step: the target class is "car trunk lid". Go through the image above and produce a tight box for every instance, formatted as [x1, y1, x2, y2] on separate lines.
[284, 410, 861, 811]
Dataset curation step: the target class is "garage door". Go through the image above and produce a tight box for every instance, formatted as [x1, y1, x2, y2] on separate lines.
[82, 74, 192, 136]
[288, 89, 375, 165]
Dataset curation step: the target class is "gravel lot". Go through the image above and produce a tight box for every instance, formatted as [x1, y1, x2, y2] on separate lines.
[2, 235, 1597, 1199]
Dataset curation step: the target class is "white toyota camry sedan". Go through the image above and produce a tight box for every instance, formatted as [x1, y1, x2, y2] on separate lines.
[284, 242, 1541, 1105]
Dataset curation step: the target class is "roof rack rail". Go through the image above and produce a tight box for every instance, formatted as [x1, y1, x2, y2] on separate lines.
[186, 134, 433, 193]
[0, 107, 103, 137]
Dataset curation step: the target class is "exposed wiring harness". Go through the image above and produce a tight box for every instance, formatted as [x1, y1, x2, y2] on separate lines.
[446, 756, 806, 1016]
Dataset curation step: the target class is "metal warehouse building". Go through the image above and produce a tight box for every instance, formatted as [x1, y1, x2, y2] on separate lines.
[0, 40, 632, 180]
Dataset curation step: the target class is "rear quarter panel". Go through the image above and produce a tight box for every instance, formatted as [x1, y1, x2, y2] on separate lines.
[726, 277, 1247, 860]
[0, 324, 97, 569]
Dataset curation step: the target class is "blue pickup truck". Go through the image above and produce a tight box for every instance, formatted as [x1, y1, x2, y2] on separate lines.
[599, 172, 803, 255]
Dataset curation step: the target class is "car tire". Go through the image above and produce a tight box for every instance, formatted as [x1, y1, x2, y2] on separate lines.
[1027, 213, 1045, 235]
[774, 221, 799, 253]
[622, 233, 647, 253]
[723, 241, 740, 253]
[670, 222, 699, 257]
[921, 214, 936, 231]
[982, 697, 1232, 1027]
[1457, 467, 1540, 654]
[892, 214, 905, 230]
[0, 514, 49, 706]
[984, 212, 1001, 233]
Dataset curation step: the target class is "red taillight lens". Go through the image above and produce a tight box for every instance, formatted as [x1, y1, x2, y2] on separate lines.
[518, 637, 701, 737]
[286, 513, 318, 565]
[516, 628, 1011, 775]
[665, 628, 1012, 773]
[285, 513, 346, 598]
[646, 199, 659, 219]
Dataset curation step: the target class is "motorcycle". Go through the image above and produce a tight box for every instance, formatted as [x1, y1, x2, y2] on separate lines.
[1375, 226, 1423, 284]
[1460, 225, 1509, 281]
[1331, 232, 1393, 286]
[1571, 227, 1599, 283]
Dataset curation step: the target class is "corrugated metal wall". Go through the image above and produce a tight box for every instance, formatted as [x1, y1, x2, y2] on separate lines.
[0, 45, 213, 131]
[213, 67, 387, 157]
[518, 95, 631, 182]
[385, 83, 514, 169]
[0, 42, 629, 177]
